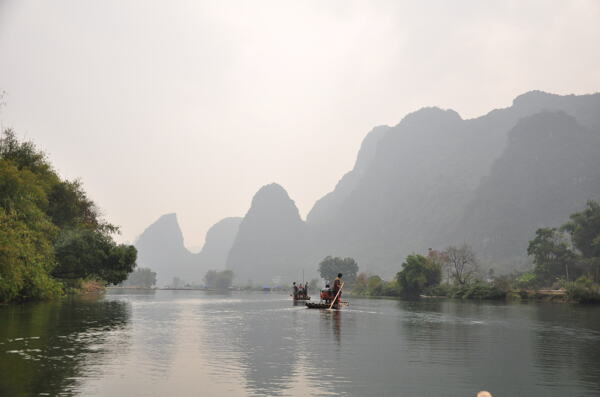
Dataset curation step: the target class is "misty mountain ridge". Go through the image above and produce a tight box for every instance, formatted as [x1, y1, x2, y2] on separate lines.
[134, 214, 241, 286]
[136, 90, 600, 284]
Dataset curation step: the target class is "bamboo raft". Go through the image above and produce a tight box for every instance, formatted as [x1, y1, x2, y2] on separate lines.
[306, 302, 335, 309]
[305, 301, 348, 309]
[306, 282, 346, 309]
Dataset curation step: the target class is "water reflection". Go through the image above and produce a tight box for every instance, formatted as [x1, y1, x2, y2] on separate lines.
[3, 291, 600, 397]
[197, 295, 302, 396]
[0, 296, 130, 396]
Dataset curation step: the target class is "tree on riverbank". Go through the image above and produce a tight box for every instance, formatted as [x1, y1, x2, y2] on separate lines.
[0, 129, 137, 302]
[442, 245, 479, 285]
[353, 273, 400, 297]
[121, 268, 157, 288]
[527, 228, 576, 282]
[318, 256, 358, 286]
[204, 269, 234, 290]
[528, 201, 600, 284]
[562, 201, 600, 283]
[525, 200, 600, 302]
[397, 254, 441, 298]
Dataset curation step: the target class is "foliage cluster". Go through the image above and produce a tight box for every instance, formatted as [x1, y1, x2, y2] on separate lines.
[318, 256, 359, 286]
[120, 267, 157, 288]
[396, 254, 441, 298]
[353, 274, 400, 297]
[447, 282, 506, 300]
[355, 246, 508, 301]
[564, 276, 600, 304]
[0, 129, 137, 302]
[527, 201, 600, 302]
[203, 269, 234, 290]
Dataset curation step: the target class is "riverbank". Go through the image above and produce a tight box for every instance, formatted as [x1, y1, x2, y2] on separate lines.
[65, 279, 106, 296]
[350, 288, 576, 303]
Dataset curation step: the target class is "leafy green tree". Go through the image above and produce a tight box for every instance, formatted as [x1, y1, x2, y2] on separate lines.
[46, 180, 102, 230]
[317, 256, 359, 286]
[52, 229, 136, 285]
[367, 275, 384, 295]
[0, 210, 62, 302]
[352, 272, 369, 295]
[562, 200, 600, 282]
[528, 227, 577, 282]
[0, 129, 55, 178]
[0, 128, 137, 302]
[396, 254, 441, 298]
[0, 157, 61, 302]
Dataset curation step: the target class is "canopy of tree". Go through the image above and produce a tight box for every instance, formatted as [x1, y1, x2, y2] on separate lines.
[396, 254, 441, 298]
[0, 129, 137, 302]
[317, 256, 359, 286]
[203, 269, 234, 290]
[529, 200, 600, 284]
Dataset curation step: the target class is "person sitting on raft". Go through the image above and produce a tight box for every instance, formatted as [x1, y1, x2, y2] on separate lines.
[320, 284, 332, 303]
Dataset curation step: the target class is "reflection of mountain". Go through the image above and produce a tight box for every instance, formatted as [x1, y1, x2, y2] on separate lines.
[127, 290, 181, 377]
[0, 298, 130, 396]
[195, 296, 302, 395]
[135, 214, 241, 286]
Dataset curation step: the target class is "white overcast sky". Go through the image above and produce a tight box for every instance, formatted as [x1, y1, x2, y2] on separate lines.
[1, 0, 599, 249]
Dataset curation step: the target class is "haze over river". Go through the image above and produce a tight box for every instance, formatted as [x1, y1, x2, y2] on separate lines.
[2, 290, 600, 396]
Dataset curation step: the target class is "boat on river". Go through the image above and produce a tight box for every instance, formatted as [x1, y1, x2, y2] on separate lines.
[306, 283, 347, 309]
[305, 300, 348, 309]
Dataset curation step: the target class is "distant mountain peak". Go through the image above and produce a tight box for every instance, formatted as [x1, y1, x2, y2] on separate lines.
[398, 106, 462, 127]
[226, 183, 308, 284]
[253, 183, 289, 199]
[247, 183, 302, 220]
[512, 90, 557, 106]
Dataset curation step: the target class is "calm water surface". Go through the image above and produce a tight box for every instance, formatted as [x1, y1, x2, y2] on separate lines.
[1, 290, 600, 397]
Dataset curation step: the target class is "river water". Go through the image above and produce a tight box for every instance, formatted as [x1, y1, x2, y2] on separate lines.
[1, 290, 600, 397]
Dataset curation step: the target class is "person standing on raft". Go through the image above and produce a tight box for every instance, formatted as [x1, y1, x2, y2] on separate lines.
[332, 273, 343, 304]
[292, 282, 298, 299]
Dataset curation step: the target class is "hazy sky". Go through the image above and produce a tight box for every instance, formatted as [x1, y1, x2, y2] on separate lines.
[1, 0, 599, 249]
